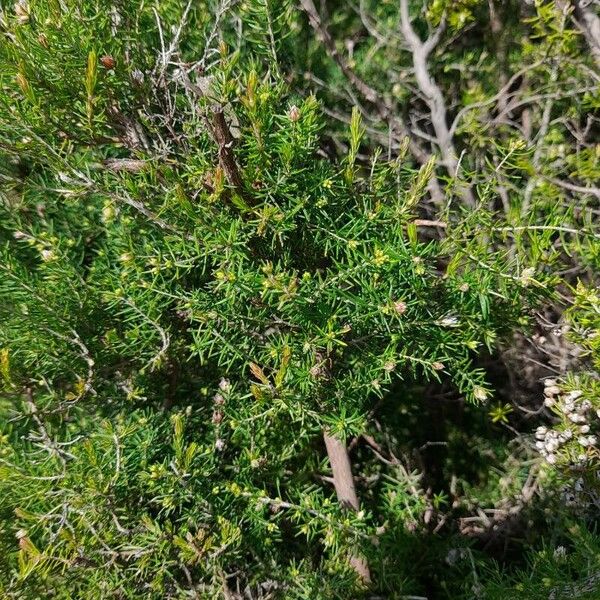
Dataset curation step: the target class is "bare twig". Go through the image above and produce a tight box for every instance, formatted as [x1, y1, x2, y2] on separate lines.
[175, 68, 255, 209]
[45, 327, 96, 402]
[154, 0, 194, 81]
[412, 219, 448, 228]
[521, 63, 560, 216]
[323, 432, 361, 510]
[3, 119, 187, 237]
[459, 463, 541, 541]
[399, 0, 475, 206]
[543, 175, 600, 200]
[25, 388, 73, 464]
[494, 223, 600, 239]
[448, 61, 544, 138]
[199, 0, 239, 69]
[102, 158, 150, 173]
[299, 0, 444, 204]
[120, 298, 170, 372]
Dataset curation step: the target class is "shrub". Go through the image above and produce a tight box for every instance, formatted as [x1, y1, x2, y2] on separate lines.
[0, 1, 598, 598]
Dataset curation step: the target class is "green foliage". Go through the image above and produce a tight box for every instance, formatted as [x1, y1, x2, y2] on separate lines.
[0, 0, 598, 598]
[476, 523, 600, 600]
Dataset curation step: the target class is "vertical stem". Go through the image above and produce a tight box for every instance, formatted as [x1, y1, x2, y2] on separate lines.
[211, 105, 254, 207]
[323, 430, 371, 583]
[323, 431, 360, 510]
[399, 0, 475, 206]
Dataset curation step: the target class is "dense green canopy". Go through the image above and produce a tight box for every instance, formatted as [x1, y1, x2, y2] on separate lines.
[0, 1, 598, 598]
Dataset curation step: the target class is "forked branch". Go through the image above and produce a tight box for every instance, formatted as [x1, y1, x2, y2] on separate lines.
[299, 0, 444, 205]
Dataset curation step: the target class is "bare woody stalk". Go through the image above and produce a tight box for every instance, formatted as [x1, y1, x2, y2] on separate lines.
[323, 431, 371, 583]
[299, 0, 444, 206]
[178, 68, 254, 208]
[398, 0, 475, 207]
[210, 105, 255, 208]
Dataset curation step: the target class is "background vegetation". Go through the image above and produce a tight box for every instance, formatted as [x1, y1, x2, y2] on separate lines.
[0, 0, 598, 598]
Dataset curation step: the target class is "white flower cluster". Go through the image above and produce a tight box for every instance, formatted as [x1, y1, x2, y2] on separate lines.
[535, 379, 597, 465]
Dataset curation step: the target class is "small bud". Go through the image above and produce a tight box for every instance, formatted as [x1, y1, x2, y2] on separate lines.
[219, 378, 231, 392]
[14, 0, 29, 24]
[16, 72, 30, 97]
[309, 364, 322, 378]
[100, 55, 116, 69]
[446, 548, 461, 566]
[473, 386, 488, 402]
[41, 249, 55, 262]
[102, 204, 116, 222]
[439, 316, 459, 327]
[393, 300, 407, 315]
[520, 266, 535, 286]
[288, 105, 301, 122]
[553, 546, 567, 560]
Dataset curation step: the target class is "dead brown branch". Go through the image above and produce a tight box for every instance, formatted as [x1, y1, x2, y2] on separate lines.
[211, 105, 254, 207]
